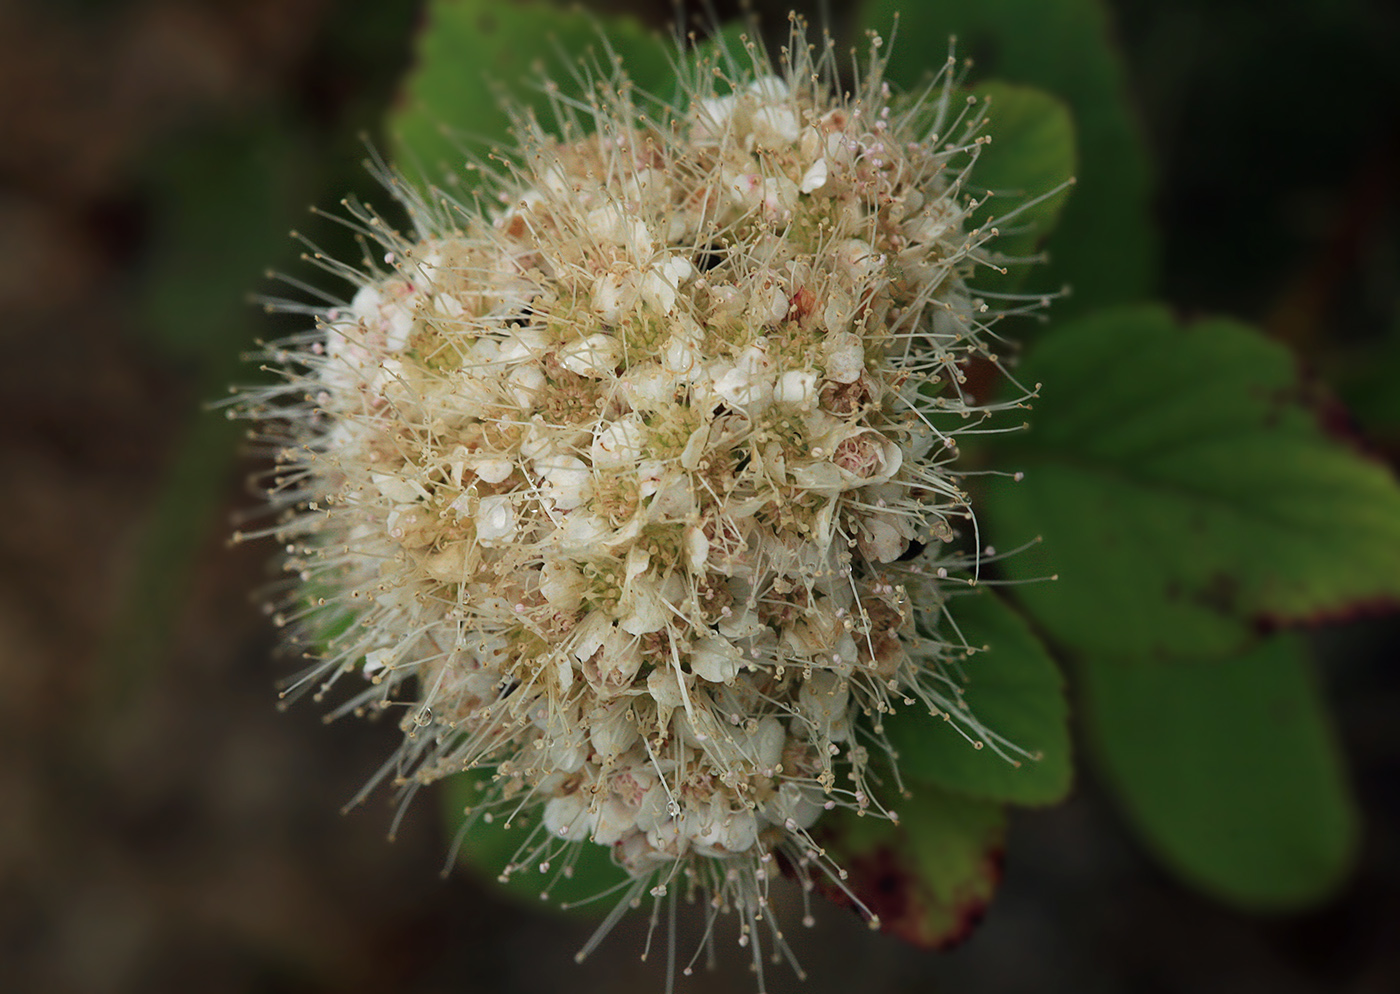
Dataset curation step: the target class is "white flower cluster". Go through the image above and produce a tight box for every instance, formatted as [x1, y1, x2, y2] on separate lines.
[235, 21, 1037, 971]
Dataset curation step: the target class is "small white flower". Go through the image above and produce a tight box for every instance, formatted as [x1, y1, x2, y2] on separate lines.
[618, 362, 675, 412]
[823, 331, 866, 383]
[748, 75, 790, 100]
[544, 793, 596, 842]
[693, 93, 738, 140]
[591, 416, 648, 469]
[690, 635, 744, 683]
[747, 280, 789, 326]
[559, 333, 621, 377]
[589, 699, 640, 761]
[540, 559, 587, 611]
[474, 494, 517, 545]
[585, 204, 655, 258]
[859, 514, 914, 564]
[830, 427, 904, 486]
[469, 455, 515, 485]
[535, 454, 592, 510]
[753, 104, 801, 146]
[646, 666, 686, 712]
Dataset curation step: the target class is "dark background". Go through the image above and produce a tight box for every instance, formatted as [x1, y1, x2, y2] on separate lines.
[2, 1, 1398, 992]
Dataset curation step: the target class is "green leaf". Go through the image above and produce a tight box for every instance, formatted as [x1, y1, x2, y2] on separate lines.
[982, 305, 1400, 658]
[390, 0, 673, 187]
[442, 769, 630, 912]
[819, 784, 1005, 948]
[884, 589, 1071, 805]
[860, 0, 1155, 312]
[96, 383, 243, 714]
[139, 118, 311, 361]
[1081, 635, 1359, 909]
[967, 82, 1076, 295]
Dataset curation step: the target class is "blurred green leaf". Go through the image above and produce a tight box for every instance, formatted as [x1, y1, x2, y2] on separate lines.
[820, 784, 1005, 948]
[139, 117, 312, 361]
[1081, 635, 1359, 909]
[860, 0, 1155, 312]
[103, 2, 418, 714]
[967, 82, 1076, 295]
[885, 589, 1071, 805]
[982, 305, 1400, 659]
[390, 0, 672, 188]
[443, 769, 630, 911]
[96, 383, 244, 713]
[115, 119, 316, 711]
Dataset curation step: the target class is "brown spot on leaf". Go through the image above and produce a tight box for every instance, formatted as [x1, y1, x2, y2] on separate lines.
[808, 822, 1005, 950]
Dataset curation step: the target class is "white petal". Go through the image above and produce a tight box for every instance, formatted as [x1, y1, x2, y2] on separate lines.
[543, 794, 595, 842]
[618, 362, 675, 412]
[718, 806, 759, 855]
[536, 454, 592, 509]
[589, 699, 639, 761]
[753, 106, 800, 146]
[572, 611, 613, 664]
[625, 544, 651, 582]
[640, 269, 677, 313]
[473, 495, 518, 548]
[646, 667, 685, 710]
[763, 782, 824, 830]
[775, 370, 817, 406]
[540, 560, 587, 611]
[799, 158, 829, 194]
[554, 653, 574, 695]
[592, 417, 648, 469]
[835, 237, 881, 282]
[372, 471, 420, 505]
[690, 636, 743, 683]
[747, 76, 790, 100]
[599, 626, 644, 682]
[559, 334, 621, 377]
[620, 578, 668, 635]
[684, 525, 710, 572]
[751, 716, 786, 772]
[507, 366, 545, 409]
[859, 515, 910, 563]
[471, 456, 515, 484]
[649, 473, 695, 519]
[680, 423, 711, 471]
[592, 798, 637, 846]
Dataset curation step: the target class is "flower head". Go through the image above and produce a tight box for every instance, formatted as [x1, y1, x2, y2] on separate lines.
[233, 14, 1040, 978]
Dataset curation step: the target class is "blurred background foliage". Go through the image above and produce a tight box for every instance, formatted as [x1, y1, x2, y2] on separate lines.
[2, 0, 1397, 992]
